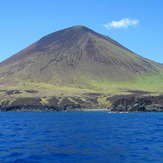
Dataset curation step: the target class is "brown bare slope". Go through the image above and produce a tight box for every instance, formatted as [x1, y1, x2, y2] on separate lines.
[0, 25, 162, 87]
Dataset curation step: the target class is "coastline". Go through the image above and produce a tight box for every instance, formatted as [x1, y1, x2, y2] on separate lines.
[78, 109, 108, 112]
[1, 95, 163, 112]
[0, 105, 109, 112]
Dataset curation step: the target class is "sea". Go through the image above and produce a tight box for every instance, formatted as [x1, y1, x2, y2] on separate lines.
[0, 111, 163, 163]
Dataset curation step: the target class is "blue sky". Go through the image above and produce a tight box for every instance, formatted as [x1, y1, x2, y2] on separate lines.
[0, 0, 163, 63]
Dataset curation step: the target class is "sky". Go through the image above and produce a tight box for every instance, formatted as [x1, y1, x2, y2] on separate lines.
[0, 0, 163, 63]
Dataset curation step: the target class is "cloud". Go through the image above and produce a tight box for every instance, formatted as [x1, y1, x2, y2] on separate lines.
[104, 18, 139, 29]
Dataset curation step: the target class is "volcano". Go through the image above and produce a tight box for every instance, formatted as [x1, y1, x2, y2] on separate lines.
[0, 25, 163, 109]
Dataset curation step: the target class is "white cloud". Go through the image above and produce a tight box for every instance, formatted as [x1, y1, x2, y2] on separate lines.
[104, 18, 139, 29]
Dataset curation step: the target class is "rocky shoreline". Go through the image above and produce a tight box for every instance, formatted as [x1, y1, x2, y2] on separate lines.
[0, 104, 82, 112]
[0, 106, 108, 112]
[0, 95, 163, 112]
[109, 96, 163, 112]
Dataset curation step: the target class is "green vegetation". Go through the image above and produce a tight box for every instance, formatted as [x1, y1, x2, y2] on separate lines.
[0, 99, 6, 105]
[87, 73, 163, 93]
[20, 81, 93, 93]
[40, 97, 49, 105]
[98, 96, 112, 108]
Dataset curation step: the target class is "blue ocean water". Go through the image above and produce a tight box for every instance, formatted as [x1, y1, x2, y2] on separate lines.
[0, 112, 163, 163]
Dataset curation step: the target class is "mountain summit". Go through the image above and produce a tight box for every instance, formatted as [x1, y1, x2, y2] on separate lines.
[0, 25, 163, 109]
[0, 25, 162, 85]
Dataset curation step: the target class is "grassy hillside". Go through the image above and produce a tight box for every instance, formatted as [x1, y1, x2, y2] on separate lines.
[0, 72, 163, 109]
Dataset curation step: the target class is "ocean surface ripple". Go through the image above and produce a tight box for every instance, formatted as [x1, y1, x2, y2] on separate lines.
[0, 111, 163, 163]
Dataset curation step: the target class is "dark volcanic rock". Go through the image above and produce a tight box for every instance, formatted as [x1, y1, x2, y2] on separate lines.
[109, 96, 163, 112]
[5, 90, 22, 95]
[0, 96, 82, 112]
[0, 105, 64, 112]
[25, 90, 39, 93]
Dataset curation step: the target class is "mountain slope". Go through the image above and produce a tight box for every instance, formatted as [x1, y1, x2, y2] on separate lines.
[0, 25, 163, 109]
[0, 25, 162, 85]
